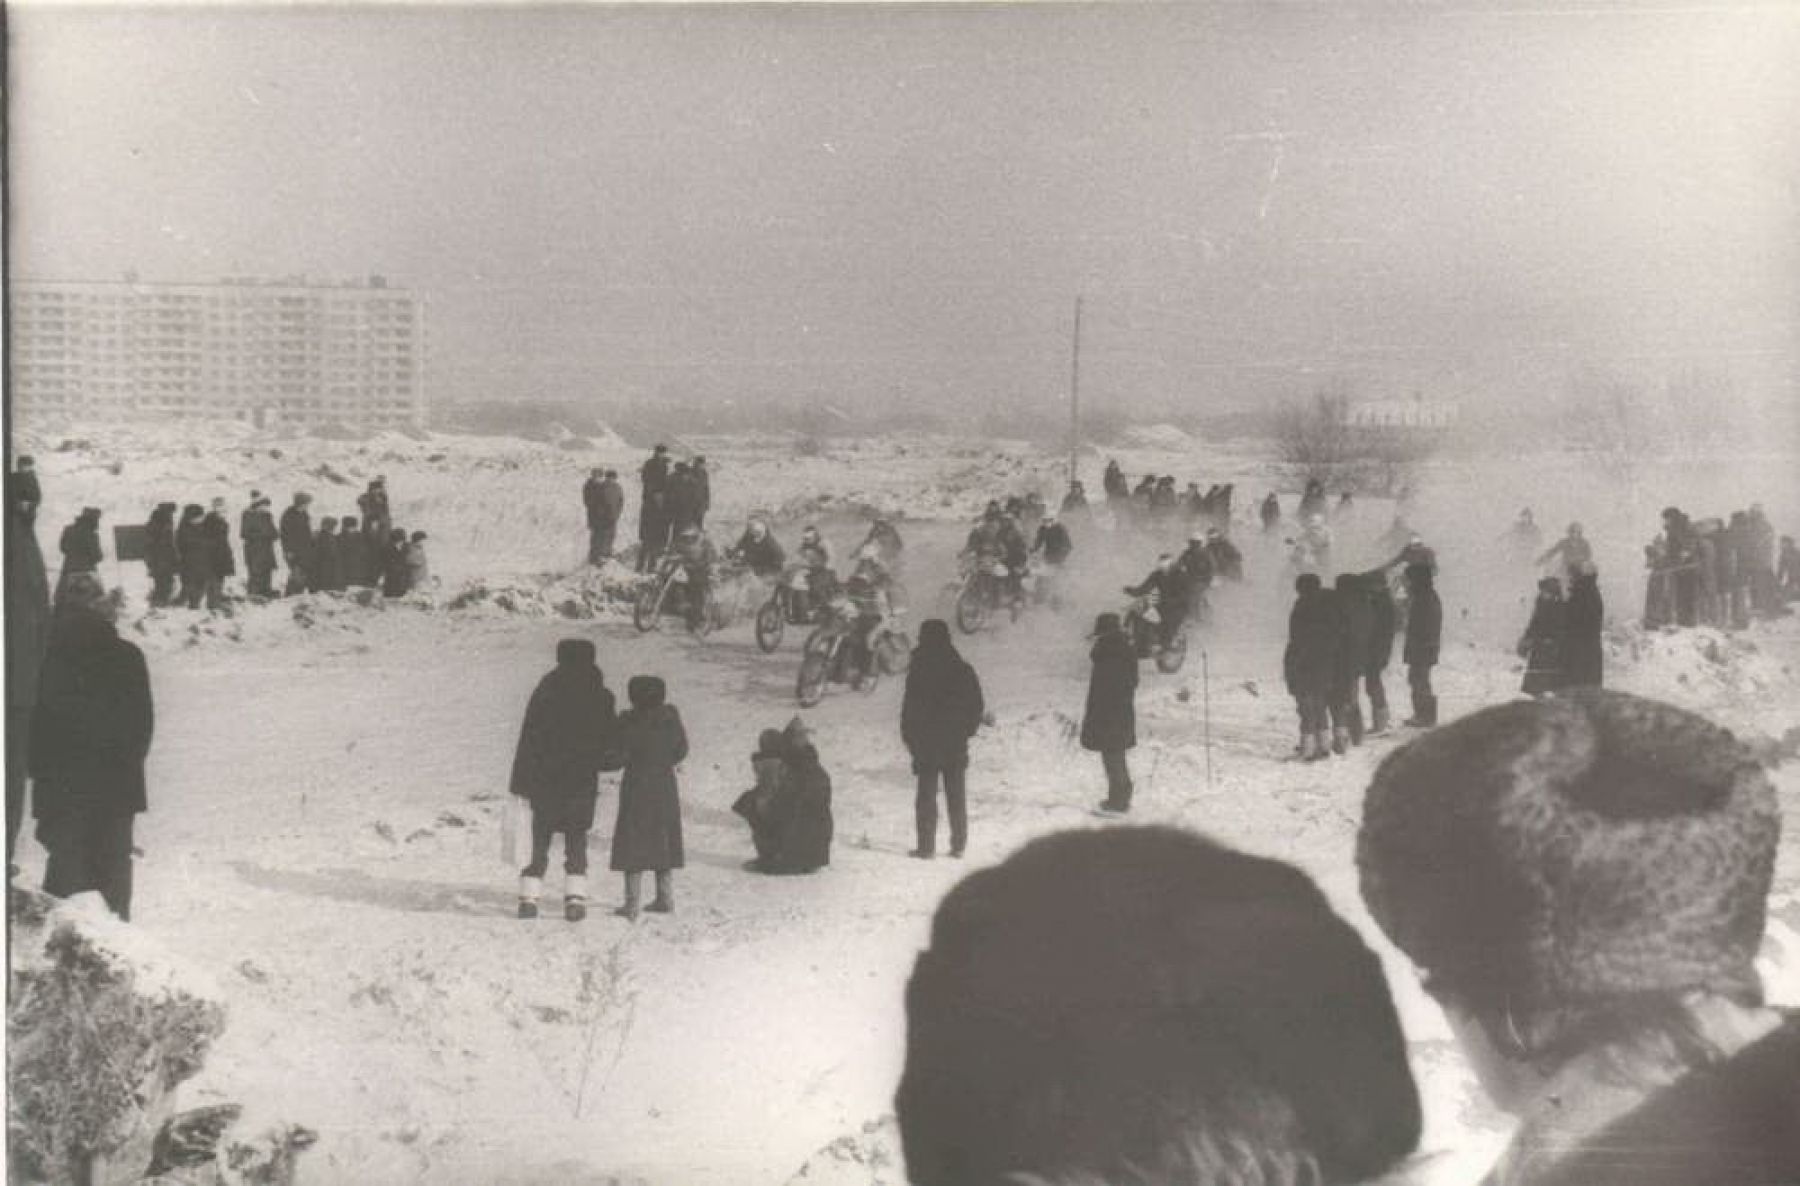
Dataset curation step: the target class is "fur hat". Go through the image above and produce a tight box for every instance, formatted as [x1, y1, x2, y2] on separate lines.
[1357, 691, 1779, 1015]
[898, 827, 1420, 1185]
[555, 638, 596, 668]
[1089, 612, 1122, 639]
[627, 675, 666, 709]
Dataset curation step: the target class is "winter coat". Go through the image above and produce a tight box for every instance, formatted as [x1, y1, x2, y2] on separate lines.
[340, 531, 373, 588]
[240, 508, 279, 570]
[733, 754, 790, 865]
[404, 542, 430, 589]
[279, 506, 313, 556]
[59, 521, 103, 575]
[1207, 537, 1244, 582]
[692, 465, 711, 516]
[510, 653, 617, 832]
[598, 478, 625, 526]
[5, 504, 52, 712]
[1079, 632, 1138, 753]
[29, 615, 154, 820]
[1562, 575, 1604, 689]
[901, 639, 985, 773]
[1126, 566, 1193, 614]
[202, 513, 235, 578]
[147, 517, 180, 578]
[309, 533, 342, 592]
[357, 489, 391, 531]
[582, 477, 606, 528]
[769, 743, 832, 873]
[1519, 593, 1566, 696]
[734, 531, 787, 578]
[1483, 1013, 1800, 1186]
[1331, 584, 1375, 699]
[1176, 543, 1214, 592]
[176, 520, 212, 583]
[609, 703, 688, 872]
[1034, 522, 1073, 565]
[1403, 579, 1442, 668]
[1284, 588, 1339, 699]
[1363, 573, 1398, 674]
[9, 469, 42, 523]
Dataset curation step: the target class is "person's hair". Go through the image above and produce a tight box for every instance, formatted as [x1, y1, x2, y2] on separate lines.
[898, 828, 1420, 1186]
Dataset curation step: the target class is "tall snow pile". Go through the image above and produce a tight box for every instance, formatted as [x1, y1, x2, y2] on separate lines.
[8, 889, 228, 1183]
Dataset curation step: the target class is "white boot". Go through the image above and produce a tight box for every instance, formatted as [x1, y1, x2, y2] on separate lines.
[564, 874, 588, 923]
[518, 876, 542, 920]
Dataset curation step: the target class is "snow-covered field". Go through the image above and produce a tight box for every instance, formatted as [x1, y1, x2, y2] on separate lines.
[11, 420, 1800, 1184]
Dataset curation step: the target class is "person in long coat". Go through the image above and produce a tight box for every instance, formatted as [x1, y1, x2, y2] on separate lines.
[309, 518, 343, 593]
[1328, 573, 1374, 752]
[381, 529, 412, 597]
[175, 504, 211, 608]
[1401, 563, 1442, 727]
[771, 718, 832, 874]
[240, 495, 280, 598]
[510, 638, 617, 921]
[1284, 574, 1337, 761]
[145, 502, 181, 607]
[6, 474, 52, 866]
[30, 574, 154, 920]
[637, 446, 672, 573]
[610, 675, 688, 919]
[202, 498, 235, 609]
[56, 508, 105, 603]
[1362, 568, 1398, 735]
[733, 729, 791, 868]
[1081, 613, 1139, 813]
[1562, 564, 1605, 689]
[279, 493, 314, 596]
[339, 516, 371, 588]
[901, 619, 986, 859]
[1518, 576, 1567, 697]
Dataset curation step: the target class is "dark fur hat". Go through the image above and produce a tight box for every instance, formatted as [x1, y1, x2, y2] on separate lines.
[898, 827, 1421, 1186]
[627, 675, 666, 709]
[1358, 691, 1778, 1015]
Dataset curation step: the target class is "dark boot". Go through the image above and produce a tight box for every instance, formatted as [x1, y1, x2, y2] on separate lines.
[615, 872, 641, 921]
[646, 870, 674, 914]
[1348, 703, 1365, 746]
[518, 876, 542, 920]
[1331, 726, 1349, 756]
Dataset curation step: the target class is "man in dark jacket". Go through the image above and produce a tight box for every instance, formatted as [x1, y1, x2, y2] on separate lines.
[279, 493, 314, 596]
[729, 519, 786, 579]
[1125, 554, 1192, 650]
[1175, 533, 1215, 614]
[309, 518, 343, 593]
[1260, 491, 1281, 533]
[901, 619, 985, 859]
[9, 455, 42, 525]
[6, 464, 52, 866]
[637, 445, 672, 573]
[510, 638, 618, 921]
[1401, 563, 1441, 727]
[584, 467, 626, 565]
[30, 574, 154, 920]
[56, 508, 105, 603]
[175, 504, 210, 609]
[357, 477, 391, 539]
[145, 503, 180, 607]
[1284, 573, 1337, 761]
[1330, 572, 1374, 752]
[339, 516, 371, 588]
[240, 495, 280, 598]
[1081, 613, 1138, 813]
[201, 498, 234, 609]
[1032, 514, 1073, 567]
[1362, 568, 1398, 734]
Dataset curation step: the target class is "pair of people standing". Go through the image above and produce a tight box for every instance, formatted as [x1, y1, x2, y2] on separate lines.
[509, 641, 687, 922]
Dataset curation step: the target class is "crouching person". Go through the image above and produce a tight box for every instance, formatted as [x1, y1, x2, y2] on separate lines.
[1359, 691, 1800, 1186]
[897, 826, 1422, 1186]
[734, 717, 833, 875]
[510, 639, 618, 922]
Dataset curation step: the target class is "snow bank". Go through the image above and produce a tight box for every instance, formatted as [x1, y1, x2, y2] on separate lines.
[1119, 423, 1198, 451]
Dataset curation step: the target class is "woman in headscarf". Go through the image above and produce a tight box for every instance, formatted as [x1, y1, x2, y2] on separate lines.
[609, 675, 688, 919]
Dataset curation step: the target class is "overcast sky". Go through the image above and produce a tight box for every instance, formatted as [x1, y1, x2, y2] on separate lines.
[9, 3, 1798, 418]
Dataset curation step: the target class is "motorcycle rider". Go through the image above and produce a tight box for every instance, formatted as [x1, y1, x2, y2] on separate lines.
[665, 525, 717, 630]
[860, 517, 905, 569]
[1175, 532, 1215, 623]
[1124, 553, 1193, 652]
[793, 524, 836, 618]
[1033, 513, 1073, 567]
[729, 518, 786, 579]
[838, 553, 894, 687]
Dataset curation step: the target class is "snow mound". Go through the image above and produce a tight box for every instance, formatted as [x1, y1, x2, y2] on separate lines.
[1607, 623, 1794, 702]
[1119, 423, 1198, 451]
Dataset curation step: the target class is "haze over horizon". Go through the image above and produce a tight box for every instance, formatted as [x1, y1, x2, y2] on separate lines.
[9, 3, 1798, 424]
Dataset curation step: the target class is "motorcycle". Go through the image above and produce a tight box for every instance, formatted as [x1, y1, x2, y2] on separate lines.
[796, 600, 912, 707]
[633, 560, 721, 636]
[1122, 592, 1187, 673]
[755, 565, 833, 653]
[952, 555, 1022, 635]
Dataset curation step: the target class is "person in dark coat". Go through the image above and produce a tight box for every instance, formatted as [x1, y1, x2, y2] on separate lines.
[30, 574, 154, 920]
[728, 518, 786, 579]
[1518, 576, 1566, 697]
[1032, 514, 1073, 567]
[201, 498, 234, 609]
[1081, 613, 1138, 813]
[510, 639, 618, 921]
[56, 508, 105, 603]
[1204, 527, 1243, 582]
[279, 493, 314, 596]
[1060, 480, 1088, 517]
[145, 502, 181, 607]
[609, 675, 688, 919]
[309, 517, 343, 593]
[1744, 503, 1778, 616]
[175, 504, 210, 609]
[691, 456, 711, 528]
[733, 729, 791, 869]
[898, 827, 1423, 1186]
[356, 477, 391, 539]
[240, 495, 279, 598]
[901, 619, 986, 859]
[637, 445, 672, 573]
[6, 468, 52, 866]
[9, 455, 42, 525]
[1124, 555, 1192, 650]
[1362, 567, 1398, 734]
[584, 467, 626, 565]
[1329, 573, 1374, 753]
[1358, 692, 1798, 1186]
[338, 516, 370, 588]
[732, 717, 833, 875]
[1285, 573, 1337, 761]
[1562, 564, 1604, 689]
[1260, 491, 1281, 533]
[1401, 563, 1441, 727]
[380, 529, 411, 597]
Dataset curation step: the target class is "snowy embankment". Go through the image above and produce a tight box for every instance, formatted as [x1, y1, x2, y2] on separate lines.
[9, 425, 1799, 1184]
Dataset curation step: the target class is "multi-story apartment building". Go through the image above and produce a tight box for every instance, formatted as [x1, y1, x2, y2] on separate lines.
[8, 274, 424, 429]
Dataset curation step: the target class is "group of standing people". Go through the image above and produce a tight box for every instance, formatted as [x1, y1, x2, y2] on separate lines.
[634, 445, 711, 573]
[1517, 564, 1605, 694]
[1099, 458, 1235, 534]
[1644, 503, 1789, 630]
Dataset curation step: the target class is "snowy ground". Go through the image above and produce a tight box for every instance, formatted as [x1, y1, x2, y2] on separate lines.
[11, 421, 1800, 1184]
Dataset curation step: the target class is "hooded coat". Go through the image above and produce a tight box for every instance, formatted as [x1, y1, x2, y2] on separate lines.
[1562, 573, 1604, 689]
[30, 614, 155, 821]
[772, 740, 833, 873]
[1079, 631, 1138, 753]
[901, 623, 985, 773]
[1285, 585, 1339, 699]
[609, 687, 689, 872]
[510, 641, 618, 832]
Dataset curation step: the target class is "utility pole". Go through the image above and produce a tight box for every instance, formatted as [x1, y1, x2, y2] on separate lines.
[1068, 295, 1083, 486]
